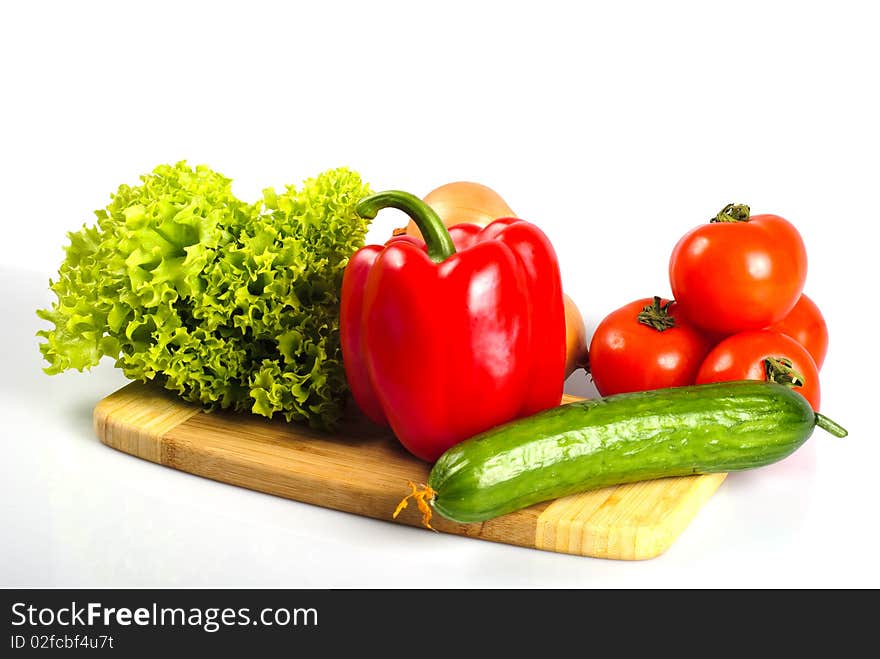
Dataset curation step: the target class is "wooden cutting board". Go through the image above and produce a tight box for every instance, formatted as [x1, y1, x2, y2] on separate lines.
[93, 381, 726, 560]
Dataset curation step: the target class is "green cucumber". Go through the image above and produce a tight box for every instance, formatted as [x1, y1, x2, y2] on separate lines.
[423, 381, 847, 524]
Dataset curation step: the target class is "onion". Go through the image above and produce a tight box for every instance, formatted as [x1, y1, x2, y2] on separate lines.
[395, 181, 516, 238]
[563, 293, 589, 377]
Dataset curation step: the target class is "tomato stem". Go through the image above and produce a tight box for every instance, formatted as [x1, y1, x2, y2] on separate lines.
[764, 356, 805, 388]
[637, 296, 676, 332]
[710, 203, 751, 223]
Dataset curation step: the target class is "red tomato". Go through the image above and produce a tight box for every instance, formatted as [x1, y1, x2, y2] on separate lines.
[669, 204, 808, 335]
[768, 293, 828, 370]
[589, 297, 714, 396]
[695, 330, 820, 411]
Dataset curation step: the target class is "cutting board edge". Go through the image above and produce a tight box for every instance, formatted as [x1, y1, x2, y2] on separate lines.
[93, 381, 200, 463]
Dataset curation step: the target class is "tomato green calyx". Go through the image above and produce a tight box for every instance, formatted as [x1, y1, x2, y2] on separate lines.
[710, 203, 751, 223]
[764, 356, 805, 388]
[356, 190, 457, 263]
[637, 296, 677, 332]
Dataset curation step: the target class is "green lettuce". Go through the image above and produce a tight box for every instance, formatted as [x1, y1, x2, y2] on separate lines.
[37, 161, 372, 429]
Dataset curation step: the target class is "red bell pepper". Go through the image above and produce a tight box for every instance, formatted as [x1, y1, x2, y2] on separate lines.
[340, 190, 565, 462]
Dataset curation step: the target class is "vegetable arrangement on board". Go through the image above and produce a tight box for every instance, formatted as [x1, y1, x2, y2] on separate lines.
[389, 199, 844, 527]
[38, 163, 847, 536]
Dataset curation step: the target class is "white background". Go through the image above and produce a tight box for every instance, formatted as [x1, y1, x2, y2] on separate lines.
[2, 1, 877, 587]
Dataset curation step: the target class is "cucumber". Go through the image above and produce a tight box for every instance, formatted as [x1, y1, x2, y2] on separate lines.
[424, 381, 847, 524]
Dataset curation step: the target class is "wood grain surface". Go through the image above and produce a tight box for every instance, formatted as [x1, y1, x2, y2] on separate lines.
[94, 381, 726, 560]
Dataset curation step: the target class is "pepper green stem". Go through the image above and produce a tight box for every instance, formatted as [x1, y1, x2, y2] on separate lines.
[356, 190, 456, 263]
[711, 203, 751, 223]
[815, 413, 848, 437]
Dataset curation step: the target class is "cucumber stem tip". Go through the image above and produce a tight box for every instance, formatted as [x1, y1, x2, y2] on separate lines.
[815, 413, 848, 438]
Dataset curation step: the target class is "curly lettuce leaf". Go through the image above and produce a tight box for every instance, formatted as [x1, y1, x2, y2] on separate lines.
[37, 161, 371, 429]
